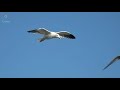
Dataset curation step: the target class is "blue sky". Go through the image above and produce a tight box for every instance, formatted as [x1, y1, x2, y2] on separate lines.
[0, 12, 120, 78]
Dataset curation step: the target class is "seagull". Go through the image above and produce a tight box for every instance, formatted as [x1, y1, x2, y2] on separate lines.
[103, 56, 120, 70]
[27, 28, 75, 42]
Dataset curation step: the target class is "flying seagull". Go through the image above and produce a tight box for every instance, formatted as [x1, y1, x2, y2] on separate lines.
[27, 28, 75, 42]
[103, 56, 120, 70]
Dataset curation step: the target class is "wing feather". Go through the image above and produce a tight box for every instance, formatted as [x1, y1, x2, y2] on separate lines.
[57, 31, 75, 39]
[27, 28, 50, 35]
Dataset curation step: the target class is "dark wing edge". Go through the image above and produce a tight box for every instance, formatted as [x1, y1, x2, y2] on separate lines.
[27, 30, 39, 33]
[57, 32, 76, 39]
[66, 34, 76, 39]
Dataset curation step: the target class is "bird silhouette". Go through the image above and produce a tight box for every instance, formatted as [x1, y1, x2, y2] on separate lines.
[103, 56, 120, 70]
[28, 28, 75, 42]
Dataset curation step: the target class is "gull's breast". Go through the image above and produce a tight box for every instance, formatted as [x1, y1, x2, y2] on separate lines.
[49, 32, 58, 38]
[45, 32, 58, 39]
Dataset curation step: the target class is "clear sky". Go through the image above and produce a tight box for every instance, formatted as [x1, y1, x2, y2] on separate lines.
[0, 12, 120, 78]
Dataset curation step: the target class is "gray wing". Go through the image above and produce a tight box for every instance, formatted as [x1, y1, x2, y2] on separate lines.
[57, 31, 75, 39]
[103, 56, 120, 70]
[27, 28, 50, 35]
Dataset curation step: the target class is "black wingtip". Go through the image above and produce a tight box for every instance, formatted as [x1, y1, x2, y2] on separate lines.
[27, 30, 36, 33]
[69, 34, 76, 39]
[103, 68, 106, 70]
[27, 30, 31, 33]
[72, 36, 76, 39]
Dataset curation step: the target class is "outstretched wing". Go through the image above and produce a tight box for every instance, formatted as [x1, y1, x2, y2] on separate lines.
[57, 31, 75, 39]
[103, 56, 120, 70]
[27, 28, 50, 35]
